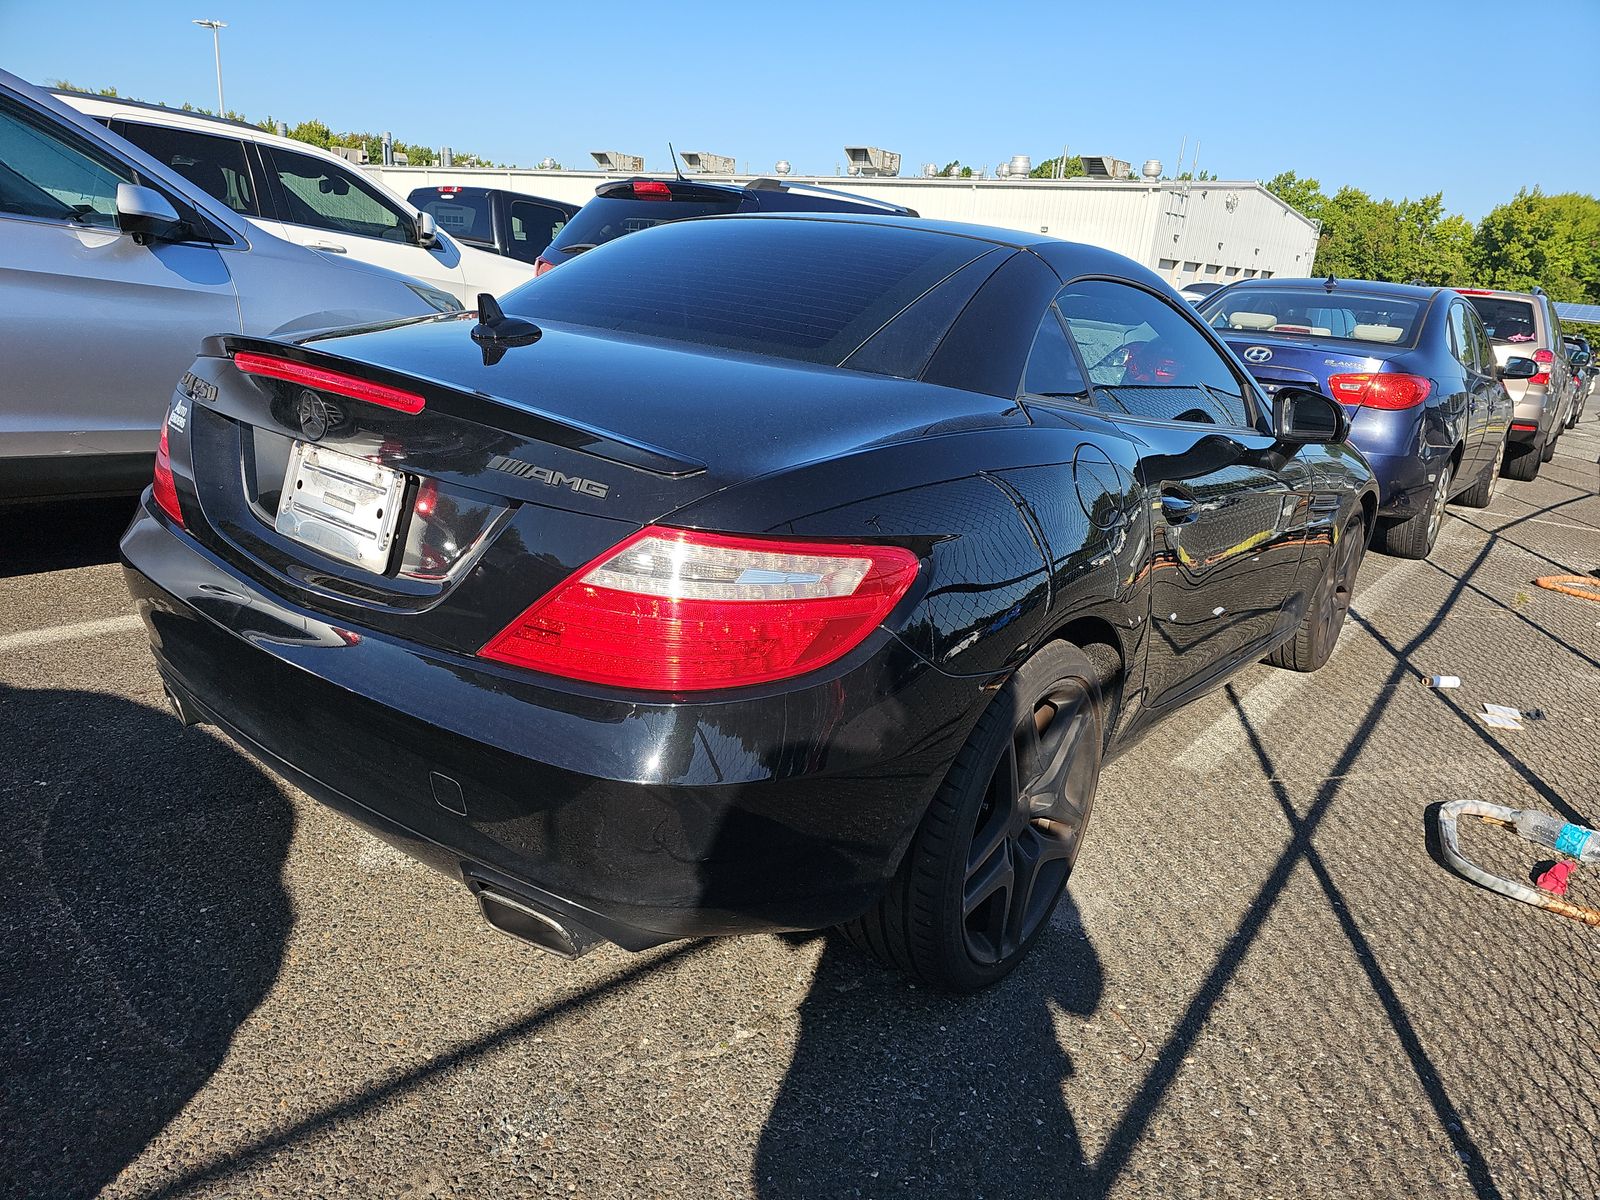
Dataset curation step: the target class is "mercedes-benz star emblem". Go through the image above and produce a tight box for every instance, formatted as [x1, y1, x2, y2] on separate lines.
[296, 389, 330, 440]
[1243, 346, 1273, 364]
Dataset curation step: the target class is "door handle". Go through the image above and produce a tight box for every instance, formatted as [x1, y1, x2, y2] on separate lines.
[1160, 492, 1199, 524]
[308, 241, 347, 253]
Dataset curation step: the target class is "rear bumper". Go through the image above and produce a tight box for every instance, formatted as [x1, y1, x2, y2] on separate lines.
[121, 501, 985, 950]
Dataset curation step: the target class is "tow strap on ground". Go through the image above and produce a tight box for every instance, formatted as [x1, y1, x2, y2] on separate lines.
[1533, 574, 1600, 603]
[1437, 800, 1600, 927]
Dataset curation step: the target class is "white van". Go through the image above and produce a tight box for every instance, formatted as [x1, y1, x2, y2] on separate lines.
[59, 92, 540, 306]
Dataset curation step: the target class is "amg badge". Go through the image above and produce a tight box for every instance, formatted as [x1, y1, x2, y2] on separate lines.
[489, 454, 610, 499]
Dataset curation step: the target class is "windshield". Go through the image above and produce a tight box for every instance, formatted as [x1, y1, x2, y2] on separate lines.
[411, 189, 493, 244]
[503, 218, 989, 368]
[546, 195, 739, 257]
[1200, 287, 1424, 347]
[1465, 296, 1539, 344]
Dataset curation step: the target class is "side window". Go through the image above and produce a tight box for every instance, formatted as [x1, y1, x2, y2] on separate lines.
[1447, 303, 1476, 372]
[508, 200, 568, 262]
[113, 122, 259, 217]
[1022, 307, 1088, 398]
[262, 145, 410, 242]
[0, 97, 132, 228]
[1057, 279, 1254, 427]
[1468, 310, 1495, 375]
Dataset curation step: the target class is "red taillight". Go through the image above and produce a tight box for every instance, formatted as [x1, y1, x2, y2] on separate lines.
[152, 423, 184, 527]
[437, 186, 460, 194]
[534, 255, 556, 276]
[232, 352, 426, 414]
[1326, 372, 1433, 410]
[632, 179, 672, 200]
[1456, 288, 1494, 295]
[480, 526, 921, 691]
[1511, 421, 1539, 432]
[1531, 348, 1553, 385]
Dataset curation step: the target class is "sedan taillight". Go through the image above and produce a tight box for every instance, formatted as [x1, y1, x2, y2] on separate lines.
[480, 526, 920, 691]
[1326, 372, 1432, 410]
[152, 424, 185, 527]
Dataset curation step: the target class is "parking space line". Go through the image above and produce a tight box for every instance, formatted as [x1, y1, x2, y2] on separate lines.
[0, 614, 143, 653]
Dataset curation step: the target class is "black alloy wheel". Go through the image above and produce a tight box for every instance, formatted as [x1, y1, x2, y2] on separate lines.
[842, 641, 1104, 992]
[1267, 513, 1366, 672]
[962, 678, 1098, 966]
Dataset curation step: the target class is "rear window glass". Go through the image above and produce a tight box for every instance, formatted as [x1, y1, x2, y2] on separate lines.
[1464, 296, 1539, 344]
[1200, 287, 1423, 347]
[411, 189, 492, 243]
[547, 196, 738, 256]
[503, 218, 989, 367]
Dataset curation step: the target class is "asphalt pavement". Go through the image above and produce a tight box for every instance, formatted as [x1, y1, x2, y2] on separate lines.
[3, 419, 1598, 1200]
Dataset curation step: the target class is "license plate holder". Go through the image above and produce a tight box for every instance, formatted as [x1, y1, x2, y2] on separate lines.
[275, 442, 406, 572]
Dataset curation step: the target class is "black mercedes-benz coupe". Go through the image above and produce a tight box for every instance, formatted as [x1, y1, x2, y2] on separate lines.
[122, 213, 1377, 991]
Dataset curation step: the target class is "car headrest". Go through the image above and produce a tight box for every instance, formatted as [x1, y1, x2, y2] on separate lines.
[1352, 324, 1405, 344]
[1228, 312, 1278, 331]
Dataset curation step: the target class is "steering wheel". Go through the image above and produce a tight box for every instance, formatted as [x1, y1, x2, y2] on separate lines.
[1089, 340, 1150, 374]
[1122, 340, 1182, 384]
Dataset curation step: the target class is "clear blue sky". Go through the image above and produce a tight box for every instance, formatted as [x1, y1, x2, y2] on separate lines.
[5, 0, 1597, 219]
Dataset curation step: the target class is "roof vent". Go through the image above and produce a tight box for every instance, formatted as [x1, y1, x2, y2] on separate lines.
[1082, 155, 1131, 179]
[590, 151, 645, 172]
[843, 147, 901, 177]
[679, 151, 735, 174]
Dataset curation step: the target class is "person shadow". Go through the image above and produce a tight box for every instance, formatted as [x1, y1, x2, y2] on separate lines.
[755, 896, 1103, 1199]
[0, 681, 293, 1198]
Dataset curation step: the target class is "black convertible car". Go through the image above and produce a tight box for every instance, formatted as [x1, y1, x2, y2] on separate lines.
[122, 214, 1376, 991]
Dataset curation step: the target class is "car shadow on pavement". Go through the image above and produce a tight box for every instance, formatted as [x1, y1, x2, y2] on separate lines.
[754, 901, 1102, 1199]
[0, 682, 293, 1198]
[0, 498, 138, 578]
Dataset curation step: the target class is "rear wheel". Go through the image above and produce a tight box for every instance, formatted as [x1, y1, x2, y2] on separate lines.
[1502, 439, 1541, 481]
[841, 641, 1102, 993]
[1541, 428, 1559, 462]
[1454, 453, 1500, 508]
[1267, 513, 1366, 672]
[1370, 462, 1451, 559]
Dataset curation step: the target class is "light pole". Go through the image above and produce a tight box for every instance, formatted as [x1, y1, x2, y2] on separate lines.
[192, 19, 227, 113]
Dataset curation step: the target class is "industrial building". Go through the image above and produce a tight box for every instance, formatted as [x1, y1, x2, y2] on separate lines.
[368, 163, 1321, 286]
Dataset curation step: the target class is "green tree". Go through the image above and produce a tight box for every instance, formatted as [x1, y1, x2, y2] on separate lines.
[1264, 170, 1327, 222]
[1472, 189, 1600, 302]
[1030, 155, 1085, 179]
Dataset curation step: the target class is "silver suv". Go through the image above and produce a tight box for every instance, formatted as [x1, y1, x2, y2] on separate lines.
[1460, 287, 1574, 480]
[0, 70, 449, 504]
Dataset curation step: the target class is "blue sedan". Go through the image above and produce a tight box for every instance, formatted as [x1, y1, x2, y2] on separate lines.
[1199, 279, 1533, 558]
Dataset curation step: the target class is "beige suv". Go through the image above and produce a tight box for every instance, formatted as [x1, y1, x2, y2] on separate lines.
[1460, 287, 1574, 480]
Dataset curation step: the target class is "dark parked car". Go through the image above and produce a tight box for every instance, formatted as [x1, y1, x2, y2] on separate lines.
[532, 175, 916, 274]
[1199, 279, 1532, 559]
[407, 184, 578, 265]
[1562, 333, 1593, 427]
[122, 215, 1375, 991]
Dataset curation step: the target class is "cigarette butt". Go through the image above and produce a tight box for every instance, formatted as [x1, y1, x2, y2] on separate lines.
[1428, 675, 1461, 689]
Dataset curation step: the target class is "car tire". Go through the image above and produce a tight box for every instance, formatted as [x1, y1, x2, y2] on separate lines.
[840, 640, 1102, 993]
[1266, 513, 1366, 673]
[1370, 462, 1451, 559]
[1454, 455, 1499, 508]
[1502, 439, 1541, 481]
[1541, 429, 1558, 462]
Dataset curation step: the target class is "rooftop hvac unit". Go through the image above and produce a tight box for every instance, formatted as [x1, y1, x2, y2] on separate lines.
[1081, 156, 1132, 180]
[590, 150, 645, 172]
[679, 151, 736, 174]
[330, 145, 369, 165]
[843, 146, 901, 177]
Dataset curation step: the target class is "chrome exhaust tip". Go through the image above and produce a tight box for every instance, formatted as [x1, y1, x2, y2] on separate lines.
[474, 885, 601, 959]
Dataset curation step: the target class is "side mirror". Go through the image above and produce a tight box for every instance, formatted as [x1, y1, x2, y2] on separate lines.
[1273, 385, 1349, 445]
[415, 210, 439, 248]
[115, 183, 183, 244]
[1499, 357, 1538, 380]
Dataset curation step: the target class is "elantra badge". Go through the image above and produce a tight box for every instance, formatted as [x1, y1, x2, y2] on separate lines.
[1243, 346, 1273, 364]
[296, 389, 331, 441]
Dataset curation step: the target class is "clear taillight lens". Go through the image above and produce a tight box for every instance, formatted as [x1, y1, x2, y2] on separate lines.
[479, 526, 921, 691]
